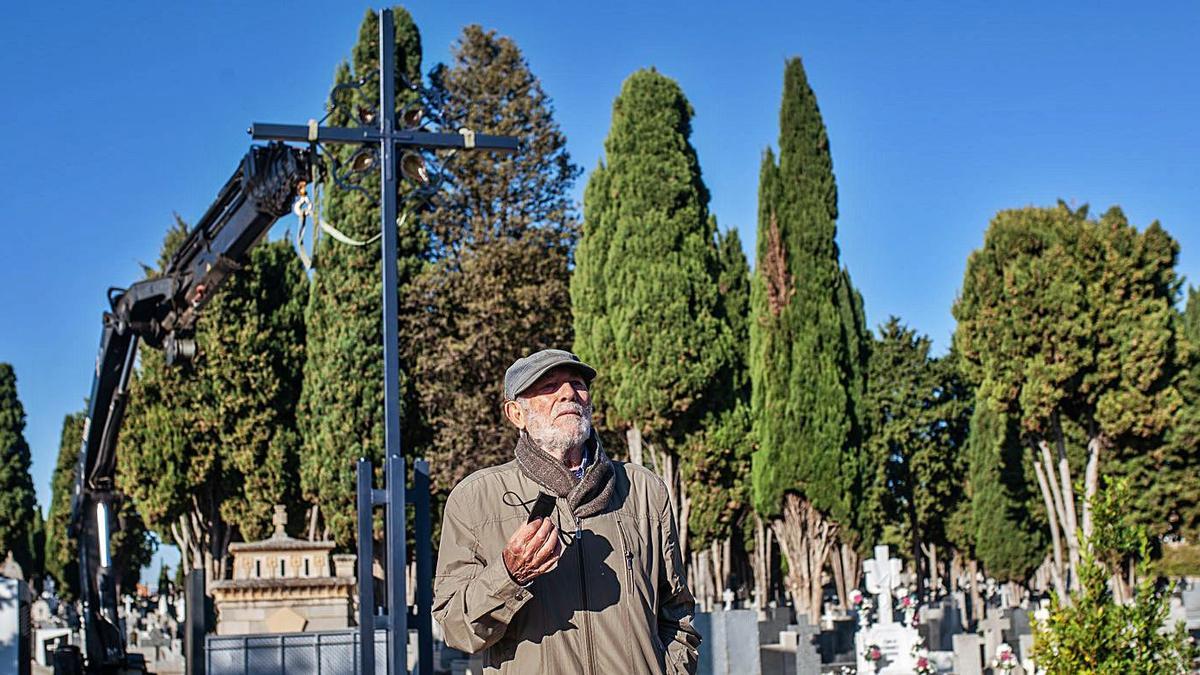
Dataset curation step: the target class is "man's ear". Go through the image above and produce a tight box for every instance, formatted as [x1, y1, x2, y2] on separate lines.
[503, 400, 525, 429]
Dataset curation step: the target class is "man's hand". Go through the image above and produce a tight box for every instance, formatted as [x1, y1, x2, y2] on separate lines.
[502, 517, 562, 585]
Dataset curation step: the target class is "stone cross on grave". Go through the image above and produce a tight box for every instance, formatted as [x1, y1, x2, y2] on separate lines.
[979, 610, 1011, 664]
[865, 545, 903, 625]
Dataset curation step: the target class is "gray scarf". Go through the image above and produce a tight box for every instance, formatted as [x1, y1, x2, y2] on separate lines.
[514, 430, 615, 520]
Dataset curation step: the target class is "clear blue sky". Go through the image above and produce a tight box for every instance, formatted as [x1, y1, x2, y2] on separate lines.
[1, 1, 1197, 580]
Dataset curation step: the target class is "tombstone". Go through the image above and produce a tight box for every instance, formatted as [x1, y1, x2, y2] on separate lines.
[1007, 608, 1033, 660]
[952, 632, 983, 675]
[979, 608, 1011, 663]
[758, 605, 793, 645]
[1018, 633, 1035, 674]
[0, 576, 31, 675]
[855, 546, 920, 674]
[694, 610, 762, 675]
[794, 618, 821, 674]
[1182, 583, 1200, 632]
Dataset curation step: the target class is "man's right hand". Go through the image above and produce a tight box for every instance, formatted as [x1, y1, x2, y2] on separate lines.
[502, 517, 562, 585]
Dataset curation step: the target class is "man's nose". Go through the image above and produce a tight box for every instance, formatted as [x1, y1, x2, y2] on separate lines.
[554, 381, 580, 401]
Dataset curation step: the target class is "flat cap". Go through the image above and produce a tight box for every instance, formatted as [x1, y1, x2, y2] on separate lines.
[504, 348, 596, 400]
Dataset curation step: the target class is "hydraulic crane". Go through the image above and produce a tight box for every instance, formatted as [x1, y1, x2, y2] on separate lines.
[68, 142, 310, 673]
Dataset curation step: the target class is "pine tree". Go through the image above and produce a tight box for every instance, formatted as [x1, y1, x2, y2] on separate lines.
[749, 57, 861, 621]
[403, 25, 580, 491]
[954, 202, 1189, 596]
[299, 7, 427, 548]
[1166, 287, 1200, 539]
[46, 411, 85, 601]
[0, 363, 38, 573]
[572, 68, 735, 540]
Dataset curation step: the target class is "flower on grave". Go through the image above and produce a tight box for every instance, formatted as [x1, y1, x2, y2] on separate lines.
[895, 585, 910, 600]
[850, 589, 864, 606]
[864, 644, 882, 662]
[913, 653, 936, 675]
[991, 642, 1017, 671]
[899, 594, 916, 610]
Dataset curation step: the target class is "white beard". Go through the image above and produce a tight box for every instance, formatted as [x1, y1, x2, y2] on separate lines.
[520, 399, 593, 458]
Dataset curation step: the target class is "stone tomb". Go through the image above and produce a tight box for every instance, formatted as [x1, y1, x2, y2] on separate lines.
[854, 545, 921, 674]
[695, 609, 762, 675]
[210, 505, 356, 634]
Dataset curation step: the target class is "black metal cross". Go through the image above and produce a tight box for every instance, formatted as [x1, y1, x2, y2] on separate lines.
[250, 9, 517, 674]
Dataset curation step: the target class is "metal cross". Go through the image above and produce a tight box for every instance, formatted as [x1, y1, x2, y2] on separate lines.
[249, 9, 517, 674]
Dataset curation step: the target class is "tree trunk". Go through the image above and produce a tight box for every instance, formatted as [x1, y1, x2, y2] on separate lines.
[753, 514, 768, 612]
[679, 491, 691, 568]
[1082, 435, 1102, 540]
[967, 558, 983, 625]
[626, 425, 644, 466]
[1049, 422, 1081, 585]
[927, 543, 938, 599]
[830, 543, 847, 610]
[771, 493, 836, 623]
[1032, 457, 1068, 601]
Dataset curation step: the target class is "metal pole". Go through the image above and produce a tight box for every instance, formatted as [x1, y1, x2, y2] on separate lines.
[413, 459, 433, 675]
[385, 454, 407, 674]
[356, 459, 376, 675]
[378, 13, 409, 673]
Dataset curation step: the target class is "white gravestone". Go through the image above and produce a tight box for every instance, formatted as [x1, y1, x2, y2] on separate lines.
[855, 546, 920, 674]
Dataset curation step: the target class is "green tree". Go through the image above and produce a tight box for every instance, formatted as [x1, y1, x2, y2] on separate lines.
[403, 24, 580, 492]
[299, 7, 427, 548]
[964, 402, 1046, 583]
[954, 203, 1189, 598]
[46, 412, 85, 600]
[679, 227, 753, 601]
[749, 57, 862, 620]
[1033, 481, 1194, 673]
[1151, 285, 1200, 541]
[572, 68, 735, 551]
[120, 220, 304, 582]
[0, 363, 38, 575]
[859, 319, 971, 595]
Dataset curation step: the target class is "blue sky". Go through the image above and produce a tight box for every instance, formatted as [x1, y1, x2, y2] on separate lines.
[1, 1, 1197, 579]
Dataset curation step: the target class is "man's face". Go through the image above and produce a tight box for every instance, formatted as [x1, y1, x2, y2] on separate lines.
[506, 366, 593, 457]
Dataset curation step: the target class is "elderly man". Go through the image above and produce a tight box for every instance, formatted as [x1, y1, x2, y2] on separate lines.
[433, 348, 700, 674]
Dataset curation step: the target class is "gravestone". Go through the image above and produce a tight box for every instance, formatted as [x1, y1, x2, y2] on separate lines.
[979, 609, 1011, 664]
[855, 545, 920, 674]
[695, 609, 761, 675]
[0, 576, 31, 675]
[952, 632, 983, 675]
[758, 605, 793, 645]
[1007, 608, 1033, 660]
[1018, 633, 1035, 674]
[1182, 583, 1200, 632]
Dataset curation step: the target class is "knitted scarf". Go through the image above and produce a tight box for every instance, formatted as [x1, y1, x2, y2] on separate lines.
[514, 430, 615, 519]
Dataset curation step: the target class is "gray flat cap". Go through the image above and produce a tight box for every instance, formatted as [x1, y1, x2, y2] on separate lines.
[504, 348, 596, 400]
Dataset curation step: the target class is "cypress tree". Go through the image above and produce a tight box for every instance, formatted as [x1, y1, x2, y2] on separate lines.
[46, 411, 85, 600]
[572, 68, 735, 532]
[299, 7, 427, 547]
[965, 402, 1047, 582]
[0, 363, 38, 573]
[119, 221, 302, 581]
[749, 57, 860, 620]
[403, 25, 580, 491]
[679, 227, 753, 590]
[954, 202, 1189, 595]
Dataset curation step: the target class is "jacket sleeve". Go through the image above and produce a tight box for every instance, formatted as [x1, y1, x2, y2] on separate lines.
[432, 488, 532, 654]
[657, 494, 701, 675]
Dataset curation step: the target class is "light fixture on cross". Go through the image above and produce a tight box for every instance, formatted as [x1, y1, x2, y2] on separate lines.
[249, 9, 518, 675]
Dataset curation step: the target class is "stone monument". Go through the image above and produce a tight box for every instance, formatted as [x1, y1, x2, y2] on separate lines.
[855, 545, 920, 674]
[210, 505, 356, 634]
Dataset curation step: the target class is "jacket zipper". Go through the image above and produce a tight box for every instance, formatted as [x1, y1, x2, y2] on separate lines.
[576, 516, 597, 675]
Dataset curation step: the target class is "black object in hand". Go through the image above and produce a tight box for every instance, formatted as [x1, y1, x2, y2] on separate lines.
[527, 492, 556, 522]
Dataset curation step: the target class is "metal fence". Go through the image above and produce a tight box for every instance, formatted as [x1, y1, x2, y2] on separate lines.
[206, 630, 389, 675]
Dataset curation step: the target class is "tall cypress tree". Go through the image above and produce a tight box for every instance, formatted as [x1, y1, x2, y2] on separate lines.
[403, 25, 580, 492]
[749, 58, 862, 621]
[0, 363, 38, 574]
[572, 69, 735, 534]
[120, 222, 302, 581]
[299, 7, 427, 547]
[46, 411, 85, 601]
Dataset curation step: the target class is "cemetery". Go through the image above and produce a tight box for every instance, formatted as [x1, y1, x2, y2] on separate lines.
[2, 2, 1199, 675]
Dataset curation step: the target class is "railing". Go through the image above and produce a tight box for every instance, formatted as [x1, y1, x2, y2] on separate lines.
[205, 630, 389, 675]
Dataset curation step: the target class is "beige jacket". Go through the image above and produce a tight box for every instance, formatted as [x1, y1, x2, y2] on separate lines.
[433, 458, 700, 674]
